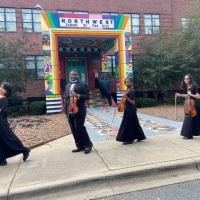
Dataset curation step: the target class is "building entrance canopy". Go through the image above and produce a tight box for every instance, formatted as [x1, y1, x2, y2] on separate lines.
[58, 36, 115, 54]
[40, 12, 133, 113]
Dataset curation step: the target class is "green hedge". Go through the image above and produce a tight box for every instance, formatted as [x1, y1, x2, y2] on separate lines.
[163, 97, 185, 105]
[6, 105, 27, 117]
[135, 97, 157, 108]
[29, 101, 46, 115]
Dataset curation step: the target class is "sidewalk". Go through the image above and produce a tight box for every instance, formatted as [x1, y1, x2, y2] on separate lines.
[1, 108, 200, 200]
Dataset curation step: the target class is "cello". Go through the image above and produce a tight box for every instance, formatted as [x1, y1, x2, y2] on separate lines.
[69, 86, 79, 114]
[185, 89, 196, 117]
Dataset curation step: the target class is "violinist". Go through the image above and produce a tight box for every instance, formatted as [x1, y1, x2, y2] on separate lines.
[64, 69, 93, 154]
[176, 74, 200, 139]
[116, 78, 146, 145]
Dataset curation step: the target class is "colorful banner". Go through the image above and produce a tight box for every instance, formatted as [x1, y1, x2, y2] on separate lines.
[125, 36, 133, 78]
[101, 52, 109, 72]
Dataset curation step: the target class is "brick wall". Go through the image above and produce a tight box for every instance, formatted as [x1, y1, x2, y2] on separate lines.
[20, 80, 45, 99]
[0, 0, 192, 97]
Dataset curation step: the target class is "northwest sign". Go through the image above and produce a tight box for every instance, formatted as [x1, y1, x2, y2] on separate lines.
[59, 18, 115, 28]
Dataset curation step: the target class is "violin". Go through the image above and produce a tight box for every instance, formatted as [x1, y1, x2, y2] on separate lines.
[69, 86, 79, 114]
[185, 89, 196, 117]
[118, 89, 129, 112]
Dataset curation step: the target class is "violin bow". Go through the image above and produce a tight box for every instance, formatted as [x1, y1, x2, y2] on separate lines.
[109, 90, 125, 130]
[109, 106, 118, 131]
[175, 93, 177, 121]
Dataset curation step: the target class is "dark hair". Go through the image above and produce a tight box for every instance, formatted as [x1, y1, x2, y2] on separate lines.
[1, 82, 12, 98]
[70, 69, 79, 75]
[124, 77, 133, 84]
[180, 74, 197, 90]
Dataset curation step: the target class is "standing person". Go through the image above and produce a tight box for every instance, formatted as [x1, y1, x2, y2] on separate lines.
[116, 78, 146, 145]
[176, 74, 200, 139]
[0, 82, 30, 166]
[64, 69, 93, 154]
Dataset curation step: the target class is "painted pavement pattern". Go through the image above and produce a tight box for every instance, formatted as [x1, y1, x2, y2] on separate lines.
[85, 112, 117, 139]
[85, 107, 180, 139]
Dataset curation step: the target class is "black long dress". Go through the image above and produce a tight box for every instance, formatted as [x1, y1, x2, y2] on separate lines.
[116, 89, 146, 143]
[181, 85, 200, 138]
[0, 97, 28, 162]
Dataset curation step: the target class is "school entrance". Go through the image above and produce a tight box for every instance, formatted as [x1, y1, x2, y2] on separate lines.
[41, 13, 133, 114]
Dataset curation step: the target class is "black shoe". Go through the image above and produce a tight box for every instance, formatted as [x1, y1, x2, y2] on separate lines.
[72, 147, 85, 153]
[182, 137, 193, 139]
[122, 142, 132, 145]
[0, 160, 7, 166]
[23, 148, 31, 161]
[84, 143, 93, 154]
[137, 136, 147, 142]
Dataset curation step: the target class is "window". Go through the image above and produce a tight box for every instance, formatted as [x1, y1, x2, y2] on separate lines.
[22, 9, 41, 32]
[57, 10, 88, 14]
[25, 56, 44, 79]
[182, 18, 189, 29]
[102, 12, 118, 16]
[0, 8, 16, 31]
[144, 14, 160, 34]
[124, 14, 140, 34]
[108, 56, 115, 76]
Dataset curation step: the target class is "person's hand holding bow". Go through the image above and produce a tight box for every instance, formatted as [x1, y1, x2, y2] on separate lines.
[71, 91, 78, 98]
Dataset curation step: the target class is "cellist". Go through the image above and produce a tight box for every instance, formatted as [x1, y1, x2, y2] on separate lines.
[176, 74, 200, 139]
[64, 69, 93, 154]
[116, 78, 146, 145]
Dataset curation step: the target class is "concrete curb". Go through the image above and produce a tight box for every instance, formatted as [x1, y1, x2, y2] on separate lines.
[7, 157, 200, 200]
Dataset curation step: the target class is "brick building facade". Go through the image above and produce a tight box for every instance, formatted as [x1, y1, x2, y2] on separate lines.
[0, 0, 192, 105]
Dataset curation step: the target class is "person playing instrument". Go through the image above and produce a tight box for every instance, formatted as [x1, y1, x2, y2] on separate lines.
[176, 74, 200, 139]
[116, 78, 146, 145]
[0, 82, 30, 166]
[64, 69, 93, 154]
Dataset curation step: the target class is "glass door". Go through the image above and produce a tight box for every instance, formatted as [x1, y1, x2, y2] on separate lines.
[66, 57, 87, 84]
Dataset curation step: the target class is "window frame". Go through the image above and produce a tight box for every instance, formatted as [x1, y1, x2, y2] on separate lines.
[144, 14, 160, 34]
[0, 7, 16, 32]
[101, 12, 119, 16]
[21, 8, 41, 32]
[123, 13, 140, 35]
[57, 10, 89, 14]
[182, 17, 189, 29]
[108, 55, 116, 77]
[25, 55, 44, 79]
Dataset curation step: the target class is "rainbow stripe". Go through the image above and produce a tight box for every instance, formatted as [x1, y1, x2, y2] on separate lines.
[41, 13, 130, 31]
[50, 29, 126, 93]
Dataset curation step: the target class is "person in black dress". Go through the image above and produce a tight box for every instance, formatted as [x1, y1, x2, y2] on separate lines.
[176, 74, 200, 139]
[116, 78, 146, 145]
[64, 70, 93, 154]
[0, 82, 30, 166]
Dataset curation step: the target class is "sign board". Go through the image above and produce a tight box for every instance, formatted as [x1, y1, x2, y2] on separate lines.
[60, 18, 114, 28]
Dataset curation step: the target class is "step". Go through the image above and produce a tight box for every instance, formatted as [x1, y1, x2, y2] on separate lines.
[88, 99, 108, 103]
[89, 95, 102, 98]
[89, 104, 109, 108]
[89, 92, 101, 95]
[88, 102, 108, 105]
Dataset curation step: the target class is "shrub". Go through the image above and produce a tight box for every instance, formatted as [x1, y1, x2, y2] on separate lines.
[136, 97, 157, 108]
[8, 95, 22, 107]
[29, 101, 46, 115]
[6, 105, 27, 117]
[163, 97, 185, 105]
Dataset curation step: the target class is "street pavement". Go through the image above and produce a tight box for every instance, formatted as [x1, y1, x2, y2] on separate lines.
[100, 179, 200, 200]
[1, 107, 200, 200]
